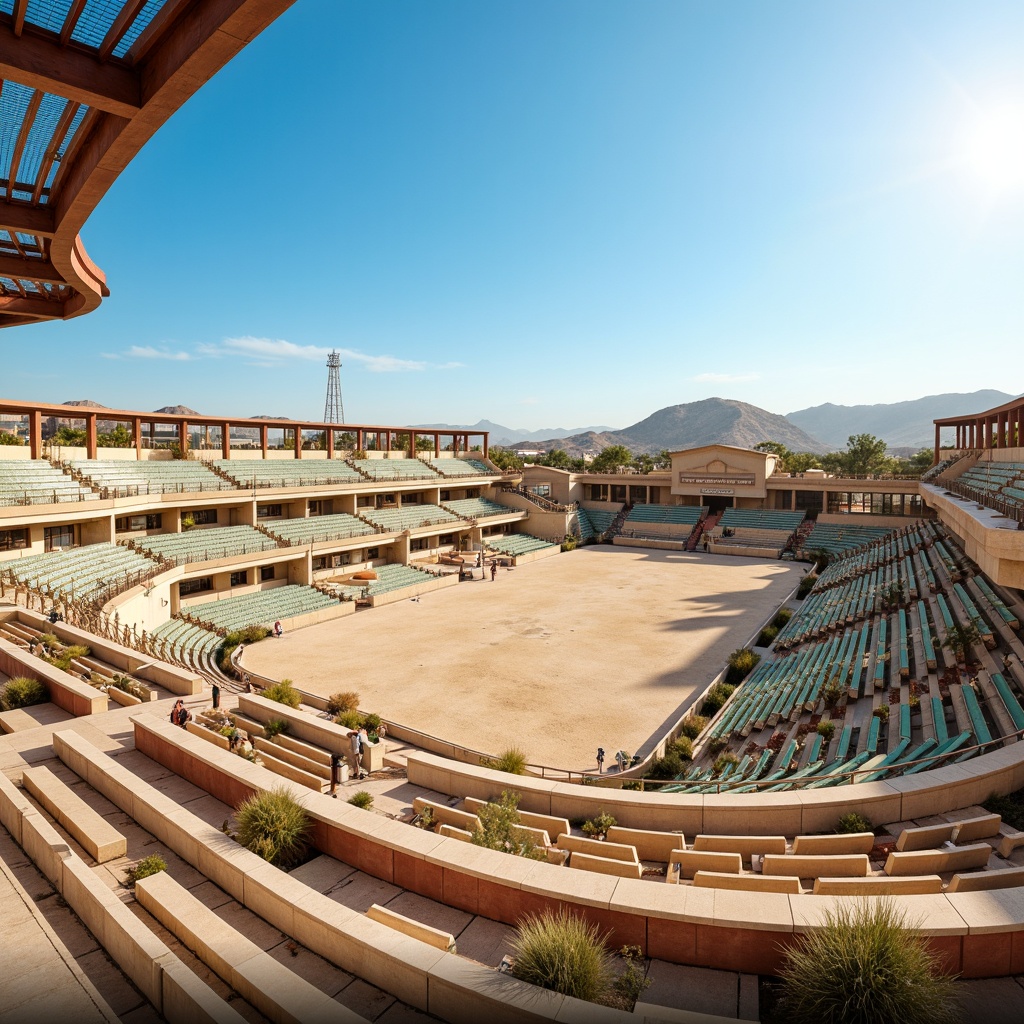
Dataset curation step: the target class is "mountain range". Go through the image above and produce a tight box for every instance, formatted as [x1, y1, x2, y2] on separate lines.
[413, 419, 614, 446]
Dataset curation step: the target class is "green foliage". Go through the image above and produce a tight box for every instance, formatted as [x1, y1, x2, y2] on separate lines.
[0, 676, 47, 711]
[471, 790, 542, 858]
[589, 445, 633, 474]
[984, 791, 1024, 831]
[701, 680, 737, 715]
[821, 679, 844, 710]
[873, 704, 890, 722]
[414, 806, 437, 830]
[839, 433, 892, 476]
[234, 786, 312, 869]
[218, 625, 270, 673]
[41, 643, 90, 673]
[581, 811, 617, 839]
[335, 709, 364, 729]
[772, 608, 793, 629]
[837, 811, 873, 834]
[725, 648, 759, 686]
[679, 715, 707, 740]
[480, 747, 527, 775]
[775, 899, 959, 1024]
[363, 712, 382, 732]
[942, 621, 981, 661]
[0, 431, 24, 445]
[180, 513, 195, 531]
[123, 854, 167, 887]
[713, 752, 740, 774]
[817, 720, 836, 742]
[510, 910, 613, 1002]
[348, 790, 374, 809]
[561, 535, 579, 552]
[326, 691, 360, 715]
[607, 945, 651, 1011]
[707, 736, 729, 756]
[262, 679, 301, 708]
[262, 718, 289, 740]
[757, 624, 779, 647]
[489, 448, 524, 472]
[539, 448, 572, 469]
[797, 574, 818, 599]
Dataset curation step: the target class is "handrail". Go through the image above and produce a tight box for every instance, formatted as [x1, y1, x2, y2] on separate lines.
[944, 481, 1024, 524]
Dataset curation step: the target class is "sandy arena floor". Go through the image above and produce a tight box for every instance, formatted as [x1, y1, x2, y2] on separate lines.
[242, 547, 804, 771]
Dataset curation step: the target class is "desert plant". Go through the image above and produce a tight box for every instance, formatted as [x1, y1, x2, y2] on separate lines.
[362, 712, 382, 733]
[480, 746, 527, 775]
[942, 621, 981, 663]
[181, 514, 196, 531]
[234, 786, 311, 869]
[42, 643, 90, 672]
[837, 811, 873, 834]
[335, 709, 363, 729]
[756, 625, 779, 647]
[725, 648, 760, 686]
[581, 810, 617, 839]
[326, 691, 360, 715]
[678, 715, 707, 740]
[0, 676, 48, 711]
[821, 678, 844, 710]
[707, 736, 729, 755]
[797, 574, 818, 599]
[700, 681, 736, 716]
[607, 945, 650, 1010]
[348, 790, 374, 809]
[509, 910, 613, 1001]
[817, 720, 836, 742]
[124, 854, 167, 887]
[775, 899, 959, 1024]
[771, 608, 793, 628]
[414, 806, 437, 830]
[873, 704, 890, 722]
[217, 625, 270, 673]
[713, 752, 740, 774]
[262, 718, 289, 740]
[262, 679, 301, 708]
[472, 790, 542, 858]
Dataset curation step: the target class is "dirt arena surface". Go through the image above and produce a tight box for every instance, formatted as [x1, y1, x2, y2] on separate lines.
[242, 547, 804, 771]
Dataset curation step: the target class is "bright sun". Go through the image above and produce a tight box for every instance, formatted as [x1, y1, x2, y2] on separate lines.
[964, 103, 1024, 193]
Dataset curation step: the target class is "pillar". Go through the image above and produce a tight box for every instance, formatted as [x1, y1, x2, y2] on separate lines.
[222, 422, 230, 459]
[327, 429, 335, 458]
[386, 431, 392, 452]
[483, 432, 489, 458]
[85, 414, 97, 458]
[29, 409, 41, 459]
[294, 427, 302, 459]
[434, 433, 440, 458]
[177, 420, 188, 457]
[356, 429, 364, 451]
[933, 423, 940, 464]
[133, 417, 143, 460]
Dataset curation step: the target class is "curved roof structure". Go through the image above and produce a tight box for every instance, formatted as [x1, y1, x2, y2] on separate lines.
[0, 0, 295, 329]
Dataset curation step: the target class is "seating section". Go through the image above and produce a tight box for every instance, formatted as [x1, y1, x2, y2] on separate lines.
[0, 459, 98, 506]
[798, 522, 895, 559]
[70, 459, 233, 495]
[485, 532, 557, 556]
[625, 504, 703, 528]
[127, 525, 280, 564]
[580, 508, 617, 538]
[212, 458, 363, 487]
[352, 458, 441, 481]
[718, 509, 805, 533]
[150, 619, 223, 672]
[329, 563, 434, 598]
[441, 497, 516, 520]
[178, 584, 339, 633]
[950, 461, 1024, 513]
[360, 503, 462, 532]
[428, 458, 493, 477]
[261, 513, 378, 546]
[0, 542, 158, 601]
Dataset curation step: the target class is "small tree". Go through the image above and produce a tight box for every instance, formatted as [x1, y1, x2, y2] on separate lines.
[589, 445, 633, 474]
[472, 790, 541, 858]
[262, 679, 301, 708]
[942, 621, 981, 663]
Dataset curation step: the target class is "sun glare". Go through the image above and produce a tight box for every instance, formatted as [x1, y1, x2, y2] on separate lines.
[964, 103, 1024, 194]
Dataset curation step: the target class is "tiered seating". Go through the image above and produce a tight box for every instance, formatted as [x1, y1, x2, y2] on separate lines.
[583, 509, 617, 535]
[950, 462, 1024, 512]
[261, 513, 378, 545]
[329, 563, 432, 598]
[212, 458, 363, 487]
[179, 584, 339, 632]
[0, 459, 98, 506]
[150, 618, 222, 670]
[128, 525, 280, 564]
[0, 542, 158, 600]
[718, 509, 805, 533]
[441, 497, 515, 520]
[485, 533, 557, 556]
[428, 458, 493, 477]
[351, 458, 441, 481]
[625, 504, 703, 527]
[798, 522, 895, 558]
[360, 503, 462, 531]
[70, 459, 232, 495]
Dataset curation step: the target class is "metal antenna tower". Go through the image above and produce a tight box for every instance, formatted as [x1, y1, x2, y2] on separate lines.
[323, 351, 345, 423]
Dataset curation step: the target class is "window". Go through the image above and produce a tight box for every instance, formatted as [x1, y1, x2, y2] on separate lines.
[115, 513, 162, 532]
[401, 494, 419, 504]
[366, 548, 379, 560]
[190, 508, 218, 525]
[439, 534, 455, 545]
[610, 485, 626, 504]
[260, 565, 275, 582]
[440, 490, 450, 502]
[529, 483, 551, 498]
[410, 538, 429, 551]
[229, 570, 248, 587]
[312, 556, 328, 570]
[589, 484, 608, 501]
[44, 525, 74, 551]
[0, 528, 28, 551]
[180, 577, 213, 595]
[334, 552, 351, 567]
[256, 504, 282, 519]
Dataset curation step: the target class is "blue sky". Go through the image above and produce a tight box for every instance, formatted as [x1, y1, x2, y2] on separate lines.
[8, 0, 1024, 431]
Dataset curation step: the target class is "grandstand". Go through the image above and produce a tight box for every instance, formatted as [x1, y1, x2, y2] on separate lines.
[797, 521, 895, 559]
[440, 497, 517, 520]
[178, 585, 340, 634]
[69, 459, 233, 496]
[352, 458, 442, 481]
[484, 532, 557, 556]
[127, 525, 280, 565]
[948, 461, 1024, 514]
[428, 458, 494, 477]
[212, 459, 364, 488]
[261, 514, 378, 546]
[325, 563, 435, 599]
[0, 542, 158, 603]
[359, 503, 462, 532]
[0, 460, 98, 506]
[619, 504, 704, 543]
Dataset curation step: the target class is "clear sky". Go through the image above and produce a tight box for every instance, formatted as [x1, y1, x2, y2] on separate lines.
[7, 0, 1024, 430]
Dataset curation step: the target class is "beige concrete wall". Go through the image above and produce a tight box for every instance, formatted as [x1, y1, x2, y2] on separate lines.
[0, 638, 107, 716]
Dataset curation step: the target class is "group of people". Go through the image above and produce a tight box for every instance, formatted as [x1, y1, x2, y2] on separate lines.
[169, 699, 191, 729]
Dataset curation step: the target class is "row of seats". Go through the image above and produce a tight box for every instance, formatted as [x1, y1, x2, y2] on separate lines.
[798, 521, 896, 558]
[127, 525, 280, 564]
[360, 503, 463, 531]
[69, 459, 234, 495]
[327, 563, 434, 598]
[179, 584, 339, 633]
[484, 532, 556, 556]
[625, 504, 704, 525]
[0, 541, 158, 600]
[440, 497, 515, 520]
[428, 458, 493, 477]
[352, 458, 443, 481]
[718, 508, 805, 532]
[262, 513, 378, 545]
[0, 459, 98, 505]
[211, 458, 364, 487]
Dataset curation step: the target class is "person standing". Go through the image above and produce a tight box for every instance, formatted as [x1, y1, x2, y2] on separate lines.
[330, 753, 343, 796]
[596, 747, 605, 773]
[347, 728, 363, 779]
[211, 682, 220, 710]
[490, 561, 497, 582]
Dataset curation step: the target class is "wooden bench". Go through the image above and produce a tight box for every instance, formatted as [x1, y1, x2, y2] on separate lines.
[895, 822, 956, 851]
[946, 867, 1024, 892]
[668, 849, 742, 880]
[569, 851, 643, 879]
[791, 832, 874, 855]
[813, 875, 943, 895]
[606, 825, 686, 862]
[885, 843, 993, 876]
[693, 834, 787, 858]
[761, 853, 869, 878]
[367, 903, 457, 952]
[413, 797, 480, 832]
[692, 871, 801, 894]
[951, 813, 1002, 843]
[21, 765, 125, 863]
[555, 833, 638, 863]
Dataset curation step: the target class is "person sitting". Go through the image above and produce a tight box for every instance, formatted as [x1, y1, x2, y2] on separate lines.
[273, 620, 283, 638]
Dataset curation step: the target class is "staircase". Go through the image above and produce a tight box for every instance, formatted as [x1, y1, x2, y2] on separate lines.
[689, 509, 720, 551]
[605, 505, 631, 540]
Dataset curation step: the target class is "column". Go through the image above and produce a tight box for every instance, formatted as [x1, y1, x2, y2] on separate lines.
[177, 420, 188, 457]
[294, 427, 302, 459]
[133, 417, 143, 460]
[29, 409, 41, 459]
[356, 429, 364, 451]
[86, 414, 97, 458]
[261, 424, 268, 459]
[933, 423, 940, 464]
[327, 429, 335, 459]
[434, 432, 440, 458]
[222, 422, 230, 459]
[483, 432, 489, 459]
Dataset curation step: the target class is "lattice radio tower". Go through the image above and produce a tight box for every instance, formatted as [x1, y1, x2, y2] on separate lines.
[323, 351, 345, 423]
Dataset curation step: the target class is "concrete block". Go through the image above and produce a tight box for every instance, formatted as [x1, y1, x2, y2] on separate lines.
[896, 822, 957, 851]
[813, 875, 944, 895]
[692, 871, 801, 894]
[555, 833, 638, 863]
[367, 903, 457, 952]
[669, 849, 742, 880]
[885, 843, 993, 876]
[791, 832, 874, 856]
[568, 851, 643, 879]
[693, 835, 787, 857]
[605, 825, 685, 862]
[761, 854, 869, 878]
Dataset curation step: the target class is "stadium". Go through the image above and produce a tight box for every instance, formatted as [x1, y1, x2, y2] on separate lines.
[2, 2, 1024, 1022]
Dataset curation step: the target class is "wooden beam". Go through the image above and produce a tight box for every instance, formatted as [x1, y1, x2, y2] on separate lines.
[12, 0, 28, 37]
[0, 294, 59, 318]
[6, 89, 42, 201]
[0, 25, 141, 117]
[99, 0, 151, 60]
[59, 0, 89, 47]
[33, 98, 79, 206]
[0, 253, 64, 285]
[0, 202, 55, 237]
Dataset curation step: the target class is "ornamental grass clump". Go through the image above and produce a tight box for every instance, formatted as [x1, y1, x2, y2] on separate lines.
[235, 786, 311, 869]
[123, 854, 166, 888]
[480, 746, 527, 775]
[775, 899, 960, 1024]
[262, 679, 301, 708]
[0, 676, 48, 711]
[509, 910, 613, 1002]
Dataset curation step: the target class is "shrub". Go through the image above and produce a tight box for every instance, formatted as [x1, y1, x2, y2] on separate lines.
[678, 715, 707, 740]
[234, 786, 311, 868]
[700, 681, 736, 716]
[472, 790, 541, 858]
[0, 676, 47, 711]
[581, 811, 617, 839]
[797, 574, 817, 599]
[647, 752, 686, 780]
[725, 648, 759, 686]
[262, 718, 289, 740]
[775, 899, 959, 1024]
[873, 704, 890, 722]
[713, 752, 740, 774]
[262, 679, 301, 708]
[326, 691, 360, 715]
[821, 679, 844, 710]
[510, 910, 613, 1001]
[607, 945, 650, 1011]
[414, 806, 437, 830]
[335, 710, 363, 729]
[621, 779, 642, 791]
[42, 644, 90, 672]
[362, 712, 382, 733]
[123, 854, 167, 888]
[561, 535, 578, 552]
[348, 791, 374, 809]
[771, 608, 793, 629]
[984, 791, 1024, 831]
[480, 747, 527, 775]
[217, 626, 270, 673]
[756, 625, 779, 647]
[707, 736, 729, 756]
[837, 811, 872, 834]
[668, 736, 693, 760]
[817, 720, 836, 742]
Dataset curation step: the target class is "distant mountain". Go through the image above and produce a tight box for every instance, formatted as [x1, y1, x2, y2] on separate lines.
[786, 390, 1018, 449]
[154, 405, 202, 416]
[61, 399, 108, 409]
[519, 398, 830, 457]
[413, 419, 614, 446]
